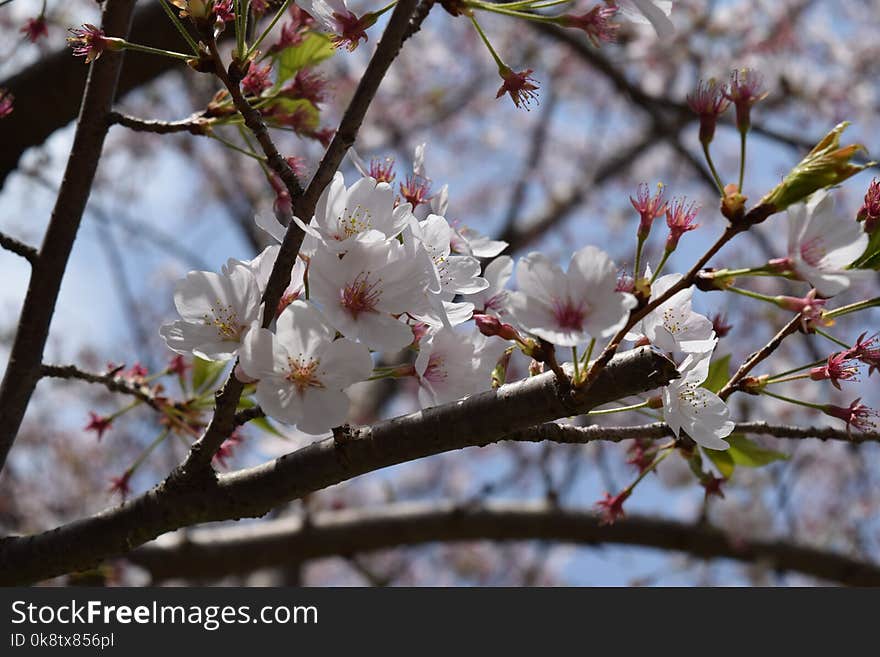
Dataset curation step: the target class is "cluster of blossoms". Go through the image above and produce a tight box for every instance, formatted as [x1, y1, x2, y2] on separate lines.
[157, 135, 741, 452]
[160, 147, 513, 434]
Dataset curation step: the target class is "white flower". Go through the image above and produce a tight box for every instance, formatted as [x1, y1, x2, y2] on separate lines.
[464, 255, 513, 317]
[450, 222, 508, 258]
[632, 273, 715, 353]
[408, 214, 488, 328]
[786, 190, 869, 297]
[617, 0, 675, 37]
[662, 346, 735, 450]
[508, 246, 637, 347]
[293, 172, 413, 254]
[254, 209, 321, 258]
[240, 301, 372, 434]
[415, 327, 494, 407]
[310, 238, 431, 352]
[224, 244, 306, 304]
[159, 263, 261, 361]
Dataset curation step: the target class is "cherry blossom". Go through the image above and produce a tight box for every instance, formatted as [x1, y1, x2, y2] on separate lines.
[785, 190, 869, 297]
[631, 273, 715, 354]
[508, 246, 636, 347]
[159, 263, 261, 361]
[224, 244, 306, 316]
[239, 301, 372, 434]
[450, 222, 508, 258]
[662, 346, 735, 450]
[293, 172, 413, 253]
[309, 239, 431, 352]
[464, 256, 513, 318]
[615, 0, 674, 37]
[415, 328, 492, 407]
[408, 214, 488, 328]
[299, 0, 375, 51]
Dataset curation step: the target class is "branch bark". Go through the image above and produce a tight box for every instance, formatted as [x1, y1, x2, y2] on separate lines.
[0, 346, 676, 585]
[0, 2, 194, 188]
[127, 500, 880, 585]
[0, 0, 138, 474]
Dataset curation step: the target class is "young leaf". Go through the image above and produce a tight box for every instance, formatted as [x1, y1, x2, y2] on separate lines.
[275, 33, 334, 85]
[251, 415, 288, 439]
[703, 446, 735, 479]
[191, 357, 227, 393]
[727, 434, 788, 467]
[852, 228, 880, 270]
[702, 354, 731, 394]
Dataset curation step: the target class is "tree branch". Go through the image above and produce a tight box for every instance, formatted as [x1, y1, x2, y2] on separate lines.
[0, 231, 38, 265]
[108, 110, 212, 135]
[0, 2, 200, 188]
[127, 500, 880, 586]
[40, 364, 161, 410]
[0, 0, 138, 475]
[178, 0, 433, 473]
[0, 346, 676, 585]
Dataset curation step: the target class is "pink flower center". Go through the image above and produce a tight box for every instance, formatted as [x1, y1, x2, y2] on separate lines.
[552, 298, 589, 331]
[799, 236, 826, 267]
[423, 354, 447, 384]
[341, 272, 381, 319]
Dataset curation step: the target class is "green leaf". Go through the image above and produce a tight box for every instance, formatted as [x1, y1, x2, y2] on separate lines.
[727, 434, 788, 467]
[703, 447, 735, 479]
[852, 228, 880, 270]
[702, 354, 731, 394]
[275, 33, 334, 85]
[191, 357, 227, 394]
[250, 416, 288, 439]
[263, 97, 320, 132]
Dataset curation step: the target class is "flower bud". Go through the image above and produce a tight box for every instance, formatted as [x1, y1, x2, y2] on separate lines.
[759, 122, 873, 214]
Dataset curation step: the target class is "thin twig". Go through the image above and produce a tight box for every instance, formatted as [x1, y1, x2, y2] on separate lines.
[718, 314, 803, 400]
[0, 231, 38, 265]
[108, 110, 212, 135]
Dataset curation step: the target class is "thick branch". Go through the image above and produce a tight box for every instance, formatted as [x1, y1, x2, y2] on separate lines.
[0, 231, 38, 265]
[0, 347, 676, 585]
[0, 0, 138, 474]
[0, 2, 197, 188]
[127, 501, 880, 586]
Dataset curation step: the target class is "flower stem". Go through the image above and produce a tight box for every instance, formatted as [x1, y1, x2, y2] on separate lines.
[767, 358, 825, 380]
[121, 41, 194, 61]
[571, 346, 580, 383]
[814, 328, 851, 350]
[650, 250, 671, 283]
[235, 0, 247, 59]
[738, 129, 747, 192]
[761, 388, 827, 412]
[634, 236, 645, 281]
[209, 133, 267, 161]
[246, 0, 294, 59]
[469, 14, 505, 71]
[725, 285, 779, 304]
[701, 141, 725, 195]
[581, 337, 596, 366]
[764, 372, 811, 385]
[825, 297, 880, 319]
[130, 428, 172, 473]
[588, 401, 650, 416]
[159, 0, 201, 54]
